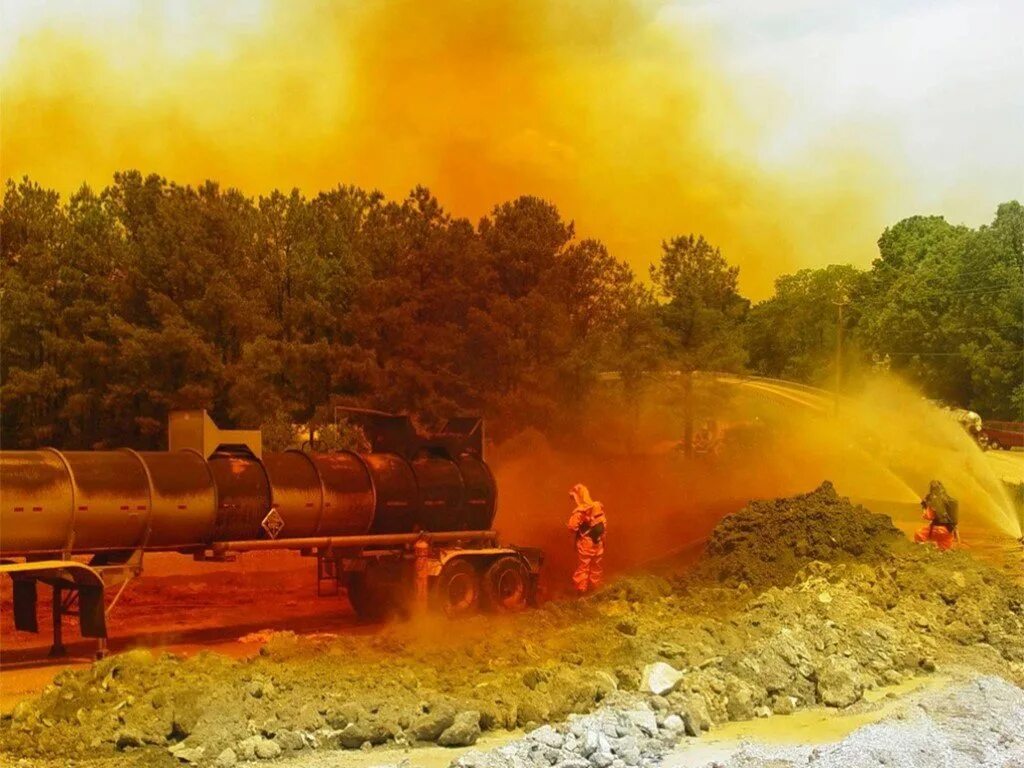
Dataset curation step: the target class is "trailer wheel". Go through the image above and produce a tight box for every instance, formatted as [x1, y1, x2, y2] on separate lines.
[347, 572, 386, 621]
[483, 556, 530, 612]
[347, 563, 409, 621]
[434, 559, 480, 617]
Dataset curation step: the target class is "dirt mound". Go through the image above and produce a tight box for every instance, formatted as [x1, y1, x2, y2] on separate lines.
[697, 481, 906, 588]
[2, 484, 1022, 767]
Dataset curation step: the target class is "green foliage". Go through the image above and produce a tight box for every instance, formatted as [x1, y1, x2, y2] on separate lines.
[312, 420, 369, 454]
[748, 203, 1023, 418]
[650, 234, 749, 372]
[1, 175, 649, 447]
[860, 203, 1022, 417]
[2, 171, 1019, 450]
[260, 412, 305, 452]
[746, 264, 865, 385]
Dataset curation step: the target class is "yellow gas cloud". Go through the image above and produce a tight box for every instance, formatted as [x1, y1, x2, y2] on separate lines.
[1, 0, 893, 297]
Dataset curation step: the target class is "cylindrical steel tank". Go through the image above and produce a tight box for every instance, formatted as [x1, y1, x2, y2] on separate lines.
[136, 450, 217, 548]
[0, 449, 218, 555]
[207, 454, 270, 542]
[306, 452, 375, 536]
[261, 450, 376, 539]
[262, 451, 322, 539]
[1, 443, 498, 556]
[0, 451, 76, 554]
[55, 451, 151, 552]
[456, 455, 497, 531]
[362, 453, 419, 534]
[411, 456, 466, 531]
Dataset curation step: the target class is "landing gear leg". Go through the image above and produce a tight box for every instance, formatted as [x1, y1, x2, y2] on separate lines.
[49, 585, 66, 658]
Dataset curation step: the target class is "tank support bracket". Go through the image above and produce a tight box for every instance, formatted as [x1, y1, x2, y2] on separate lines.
[1, 560, 109, 658]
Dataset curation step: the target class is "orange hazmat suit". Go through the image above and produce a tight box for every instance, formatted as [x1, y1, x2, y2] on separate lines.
[567, 483, 606, 593]
[914, 507, 956, 551]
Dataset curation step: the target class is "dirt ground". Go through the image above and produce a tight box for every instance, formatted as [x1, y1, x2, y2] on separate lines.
[985, 448, 1024, 486]
[2, 482, 1021, 768]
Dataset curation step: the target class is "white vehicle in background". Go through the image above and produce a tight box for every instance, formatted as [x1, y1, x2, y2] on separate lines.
[945, 406, 990, 449]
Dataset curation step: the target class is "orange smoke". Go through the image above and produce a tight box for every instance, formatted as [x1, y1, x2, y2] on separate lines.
[1, 0, 894, 297]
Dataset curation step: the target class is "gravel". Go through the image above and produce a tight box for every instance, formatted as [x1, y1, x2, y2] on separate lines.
[665, 675, 1024, 768]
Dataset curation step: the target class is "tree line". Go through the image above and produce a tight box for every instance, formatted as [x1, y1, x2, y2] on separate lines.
[1, 172, 1020, 449]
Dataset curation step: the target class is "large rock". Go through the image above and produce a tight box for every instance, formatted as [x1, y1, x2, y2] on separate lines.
[624, 709, 658, 737]
[662, 714, 684, 732]
[528, 725, 564, 749]
[580, 727, 612, 758]
[817, 658, 864, 708]
[725, 678, 758, 721]
[325, 702, 365, 729]
[641, 662, 684, 696]
[274, 729, 305, 751]
[439, 711, 481, 747]
[235, 737, 260, 761]
[254, 737, 281, 760]
[410, 705, 457, 742]
[336, 720, 389, 749]
[516, 694, 551, 727]
[669, 693, 710, 736]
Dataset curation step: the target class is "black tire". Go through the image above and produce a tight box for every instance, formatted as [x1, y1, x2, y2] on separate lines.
[347, 563, 410, 622]
[483, 556, 531, 612]
[347, 572, 386, 621]
[433, 559, 481, 617]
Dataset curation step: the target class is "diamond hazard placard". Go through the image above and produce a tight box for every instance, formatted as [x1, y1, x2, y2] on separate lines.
[261, 507, 285, 539]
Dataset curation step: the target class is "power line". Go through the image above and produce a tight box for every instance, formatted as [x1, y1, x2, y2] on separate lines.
[889, 261, 1022, 286]
[910, 285, 1019, 298]
[883, 349, 1024, 357]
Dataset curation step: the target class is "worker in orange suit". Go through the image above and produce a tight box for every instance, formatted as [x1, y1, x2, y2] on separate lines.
[914, 480, 959, 551]
[567, 484, 607, 594]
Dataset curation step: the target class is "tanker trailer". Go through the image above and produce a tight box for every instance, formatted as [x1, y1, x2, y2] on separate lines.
[0, 409, 542, 657]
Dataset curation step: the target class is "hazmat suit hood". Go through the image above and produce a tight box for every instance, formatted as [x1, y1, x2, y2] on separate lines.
[569, 483, 595, 512]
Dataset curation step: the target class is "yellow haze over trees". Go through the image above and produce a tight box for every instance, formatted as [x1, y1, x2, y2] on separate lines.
[0, 0, 895, 299]
[1, 172, 1020, 452]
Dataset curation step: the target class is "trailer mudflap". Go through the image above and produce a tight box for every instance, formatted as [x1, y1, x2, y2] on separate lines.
[13, 579, 38, 632]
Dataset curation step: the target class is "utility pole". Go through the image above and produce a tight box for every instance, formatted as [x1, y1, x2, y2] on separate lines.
[833, 285, 850, 416]
[682, 370, 694, 458]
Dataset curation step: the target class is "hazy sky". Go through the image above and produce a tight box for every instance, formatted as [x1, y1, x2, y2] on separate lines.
[675, 0, 1023, 206]
[2, 0, 1021, 297]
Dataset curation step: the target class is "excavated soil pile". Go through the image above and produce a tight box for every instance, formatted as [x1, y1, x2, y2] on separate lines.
[2, 483, 1022, 768]
[695, 481, 907, 588]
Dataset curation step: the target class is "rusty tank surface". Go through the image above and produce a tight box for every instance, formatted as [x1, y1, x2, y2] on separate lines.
[0, 449, 218, 555]
[0, 410, 497, 557]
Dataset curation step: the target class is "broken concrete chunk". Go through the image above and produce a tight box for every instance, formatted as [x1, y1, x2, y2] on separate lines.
[529, 724, 564, 749]
[641, 662, 684, 696]
[624, 709, 658, 737]
[580, 727, 612, 758]
[662, 714, 684, 732]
